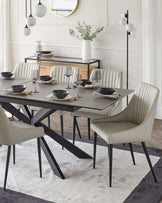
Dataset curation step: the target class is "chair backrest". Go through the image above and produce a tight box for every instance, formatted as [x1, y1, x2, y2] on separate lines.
[0, 105, 13, 145]
[125, 83, 159, 137]
[50, 66, 79, 83]
[13, 63, 40, 78]
[90, 69, 122, 88]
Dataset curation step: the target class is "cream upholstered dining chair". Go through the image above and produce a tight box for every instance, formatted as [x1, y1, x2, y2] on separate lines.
[13, 62, 49, 124]
[50, 66, 80, 140]
[0, 105, 44, 191]
[91, 83, 159, 187]
[72, 69, 122, 143]
[50, 65, 79, 83]
[13, 63, 39, 78]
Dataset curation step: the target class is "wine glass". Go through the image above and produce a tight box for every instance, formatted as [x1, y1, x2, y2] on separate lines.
[74, 74, 83, 98]
[92, 70, 101, 87]
[64, 67, 73, 89]
[32, 70, 39, 93]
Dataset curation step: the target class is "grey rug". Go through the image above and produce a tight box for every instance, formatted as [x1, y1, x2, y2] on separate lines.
[62, 131, 162, 203]
[0, 132, 162, 203]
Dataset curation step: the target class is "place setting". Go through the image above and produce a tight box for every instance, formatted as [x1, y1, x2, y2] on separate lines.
[46, 89, 72, 101]
[79, 70, 102, 89]
[46, 72, 83, 102]
[1, 84, 33, 96]
[38, 75, 58, 84]
[92, 87, 120, 99]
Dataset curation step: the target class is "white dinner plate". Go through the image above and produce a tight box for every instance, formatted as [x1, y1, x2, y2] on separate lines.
[4, 89, 28, 95]
[1, 76, 15, 80]
[38, 78, 58, 84]
[46, 94, 72, 101]
[92, 91, 120, 99]
[83, 84, 97, 89]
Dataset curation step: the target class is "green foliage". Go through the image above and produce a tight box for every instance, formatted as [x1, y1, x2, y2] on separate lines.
[69, 21, 104, 41]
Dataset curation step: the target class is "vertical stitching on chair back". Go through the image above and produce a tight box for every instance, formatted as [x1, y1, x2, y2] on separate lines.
[13, 63, 40, 78]
[126, 83, 159, 125]
[90, 69, 122, 88]
[50, 66, 79, 83]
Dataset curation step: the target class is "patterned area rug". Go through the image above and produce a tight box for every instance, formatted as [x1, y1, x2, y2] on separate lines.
[0, 133, 161, 203]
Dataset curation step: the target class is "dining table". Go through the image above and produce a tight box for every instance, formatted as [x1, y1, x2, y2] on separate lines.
[0, 78, 133, 179]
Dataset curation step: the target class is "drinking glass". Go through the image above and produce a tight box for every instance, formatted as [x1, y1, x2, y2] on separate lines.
[74, 74, 83, 98]
[64, 67, 73, 89]
[32, 70, 39, 93]
[92, 70, 101, 87]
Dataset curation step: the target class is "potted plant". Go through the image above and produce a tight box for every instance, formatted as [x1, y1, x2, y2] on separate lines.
[69, 21, 104, 60]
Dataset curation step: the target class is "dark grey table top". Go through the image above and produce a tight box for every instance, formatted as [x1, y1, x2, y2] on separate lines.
[0, 78, 133, 111]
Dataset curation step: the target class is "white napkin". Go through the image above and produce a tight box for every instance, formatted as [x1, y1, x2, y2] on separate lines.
[84, 84, 97, 89]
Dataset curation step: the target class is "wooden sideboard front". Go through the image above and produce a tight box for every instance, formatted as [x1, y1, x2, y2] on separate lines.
[38, 62, 98, 79]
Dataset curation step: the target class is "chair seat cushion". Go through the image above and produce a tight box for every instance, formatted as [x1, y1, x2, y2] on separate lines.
[73, 105, 115, 119]
[91, 121, 138, 144]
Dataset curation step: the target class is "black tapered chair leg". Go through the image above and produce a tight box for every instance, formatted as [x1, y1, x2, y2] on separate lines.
[4, 146, 11, 191]
[60, 115, 64, 149]
[141, 142, 157, 183]
[48, 115, 50, 128]
[75, 117, 82, 139]
[37, 138, 42, 178]
[108, 144, 113, 187]
[128, 143, 136, 165]
[73, 116, 76, 144]
[31, 110, 34, 117]
[13, 145, 15, 165]
[93, 132, 97, 169]
[88, 118, 91, 140]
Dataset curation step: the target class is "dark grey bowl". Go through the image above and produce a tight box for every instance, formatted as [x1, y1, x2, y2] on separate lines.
[80, 79, 92, 86]
[36, 51, 51, 55]
[52, 90, 69, 99]
[40, 75, 52, 81]
[11, 85, 26, 93]
[99, 88, 115, 95]
[1, 72, 13, 79]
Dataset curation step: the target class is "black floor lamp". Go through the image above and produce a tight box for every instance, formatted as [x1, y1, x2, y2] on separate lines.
[119, 10, 137, 105]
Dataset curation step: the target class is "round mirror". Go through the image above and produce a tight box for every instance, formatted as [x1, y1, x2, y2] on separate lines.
[48, 0, 79, 17]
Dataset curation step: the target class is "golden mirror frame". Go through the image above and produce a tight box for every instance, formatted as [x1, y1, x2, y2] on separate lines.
[47, 0, 79, 17]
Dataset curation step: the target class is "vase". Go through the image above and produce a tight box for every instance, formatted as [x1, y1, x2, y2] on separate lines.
[36, 41, 43, 52]
[82, 40, 91, 61]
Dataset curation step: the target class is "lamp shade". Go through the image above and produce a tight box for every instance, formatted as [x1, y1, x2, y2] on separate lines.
[130, 27, 137, 38]
[121, 13, 126, 18]
[119, 18, 127, 26]
[126, 23, 135, 32]
[35, 2, 47, 17]
[24, 25, 31, 36]
[27, 15, 36, 26]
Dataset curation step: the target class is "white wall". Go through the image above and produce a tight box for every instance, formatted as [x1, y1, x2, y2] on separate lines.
[142, 0, 162, 119]
[9, 0, 142, 90]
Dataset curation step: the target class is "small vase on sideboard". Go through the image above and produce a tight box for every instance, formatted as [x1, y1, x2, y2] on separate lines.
[36, 41, 43, 51]
[82, 40, 91, 61]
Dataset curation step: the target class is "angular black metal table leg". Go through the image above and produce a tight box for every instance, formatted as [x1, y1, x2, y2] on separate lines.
[40, 137, 65, 179]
